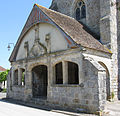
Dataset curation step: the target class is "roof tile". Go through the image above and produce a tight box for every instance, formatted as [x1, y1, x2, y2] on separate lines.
[37, 5, 110, 53]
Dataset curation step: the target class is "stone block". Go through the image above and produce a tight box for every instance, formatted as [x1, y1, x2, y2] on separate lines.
[94, 94, 99, 101]
[88, 81, 95, 88]
[73, 99, 79, 103]
[83, 93, 93, 100]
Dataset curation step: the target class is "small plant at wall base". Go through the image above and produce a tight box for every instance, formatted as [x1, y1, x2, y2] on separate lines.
[2, 88, 7, 93]
[109, 91, 115, 102]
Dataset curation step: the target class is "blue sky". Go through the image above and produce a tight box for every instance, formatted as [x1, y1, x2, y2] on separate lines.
[0, 0, 52, 69]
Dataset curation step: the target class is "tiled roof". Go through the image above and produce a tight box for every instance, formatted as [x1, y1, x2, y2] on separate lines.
[9, 4, 111, 62]
[0, 66, 6, 72]
[37, 5, 110, 53]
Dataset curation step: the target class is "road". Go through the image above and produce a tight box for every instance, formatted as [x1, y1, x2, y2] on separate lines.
[0, 100, 67, 116]
[0, 93, 95, 116]
[0, 93, 67, 116]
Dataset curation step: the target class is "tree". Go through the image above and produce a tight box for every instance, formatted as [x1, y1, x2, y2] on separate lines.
[0, 70, 9, 83]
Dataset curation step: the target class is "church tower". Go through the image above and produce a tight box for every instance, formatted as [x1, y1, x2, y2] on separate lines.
[50, 0, 119, 99]
[50, 0, 101, 38]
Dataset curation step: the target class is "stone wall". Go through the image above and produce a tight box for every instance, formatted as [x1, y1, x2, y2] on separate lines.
[7, 48, 110, 113]
[117, 0, 120, 99]
[50, 0, 119, 99]
[47, 57, 106, 113]
[50, 0, 100, 36]
[50, 0, 73, 16]
[100, 0, 118, 99]
[16, 23, 68, 61]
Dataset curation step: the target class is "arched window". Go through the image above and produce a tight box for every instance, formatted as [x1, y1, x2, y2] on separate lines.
[14, 69, 18, 85]
[21, 69, 25, 86]
[68, 62, 79, 84]
[55, 62, 63, 84]
[76, 0, 86, 21]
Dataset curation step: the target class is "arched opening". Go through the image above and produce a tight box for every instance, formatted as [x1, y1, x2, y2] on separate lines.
[99, 62, 110, 100]
[55, 62, 63, 84]
[68, 62, 79, 84]
[75, 0, 86, 21]
[14, 69, 18, 85]
[32, 65, 48, 98]
[21, 69, 25, 86]
[76, 8, 81, 21]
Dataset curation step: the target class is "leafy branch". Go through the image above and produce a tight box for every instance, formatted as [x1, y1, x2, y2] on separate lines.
[0, 70, 9, 83]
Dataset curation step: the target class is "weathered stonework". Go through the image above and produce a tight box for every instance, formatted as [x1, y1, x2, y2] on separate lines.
[7, 0, 120, 114]
[7, 47, 109, 113]
[50, 0, 119, 100]
[50, 0, 101, 36]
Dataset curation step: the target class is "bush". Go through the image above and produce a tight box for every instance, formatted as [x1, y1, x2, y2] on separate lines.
[0, 70, 9, 83]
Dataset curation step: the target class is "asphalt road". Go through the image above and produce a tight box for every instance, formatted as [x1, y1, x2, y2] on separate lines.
[0, 93, 67, 116]
[0, 93, 96, 116]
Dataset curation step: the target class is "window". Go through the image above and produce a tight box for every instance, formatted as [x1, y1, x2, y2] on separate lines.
[68, 62, 79, 84]
[55, 61, 79, 85]
[22, 69, 25, 86]
[55, 62, 63, 84]
[76, 0, 86, 21]
[14, 69, 18, 85]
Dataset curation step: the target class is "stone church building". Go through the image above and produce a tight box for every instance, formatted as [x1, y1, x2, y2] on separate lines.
[7, 0, 120, 113]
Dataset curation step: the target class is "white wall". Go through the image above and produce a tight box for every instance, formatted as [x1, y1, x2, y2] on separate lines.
[16, 23, 68, 60]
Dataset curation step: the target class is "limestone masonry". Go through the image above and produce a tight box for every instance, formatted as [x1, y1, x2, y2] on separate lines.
[7, 0, 120, 113]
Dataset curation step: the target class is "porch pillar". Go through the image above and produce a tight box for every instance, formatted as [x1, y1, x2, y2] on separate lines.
[79, 54, 84, 84]
[62, 61, 68, 84]
[18, 68, 22, 86]
[52, 66, 56, 84]
[47, 55, 52, 86]
[11, 67, 14, 85]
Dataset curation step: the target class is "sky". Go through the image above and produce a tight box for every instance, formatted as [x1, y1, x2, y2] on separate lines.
[0, 0, 52, 69]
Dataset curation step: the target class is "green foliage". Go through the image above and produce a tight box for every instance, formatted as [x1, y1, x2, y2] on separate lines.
[22, 72, 25, 82]
[0, 69, 9, 83]
[2, 88, 7, 93]
[111, 92, 115, 100]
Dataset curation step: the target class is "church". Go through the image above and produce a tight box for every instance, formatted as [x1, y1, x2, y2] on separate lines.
[7, 0, 120, 113]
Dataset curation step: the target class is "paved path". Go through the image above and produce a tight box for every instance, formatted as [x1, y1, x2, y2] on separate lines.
[0, 93, 95, 116]
[0, 93, 6, 99]
[0, 100, 68, 116]
[1, 93, 120, 116]
[104, 101, 120, 116]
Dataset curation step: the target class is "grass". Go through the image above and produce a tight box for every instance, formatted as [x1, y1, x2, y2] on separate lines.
[2, 88, 7, 93]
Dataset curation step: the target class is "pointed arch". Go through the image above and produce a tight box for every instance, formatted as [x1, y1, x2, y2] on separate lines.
[75, 0, 86, 21]
[98, 61, 110, 100]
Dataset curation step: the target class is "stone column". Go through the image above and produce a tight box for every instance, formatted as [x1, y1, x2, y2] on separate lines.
[52, 66, 56, 84]
[18, 68, 22, 86]
[47, 55, 53, 87]
[11, 67, 14, 86]
[100, 0, 118, 100]
[49, 65, 56, 85]
[24, 65, 33, 101]
[62, 61, 68, 84]
[79, 54, 84, 84]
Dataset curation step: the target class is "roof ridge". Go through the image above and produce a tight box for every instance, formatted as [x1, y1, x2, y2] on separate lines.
[35, 4, 77, 24]
[9, 4, 111, 62]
